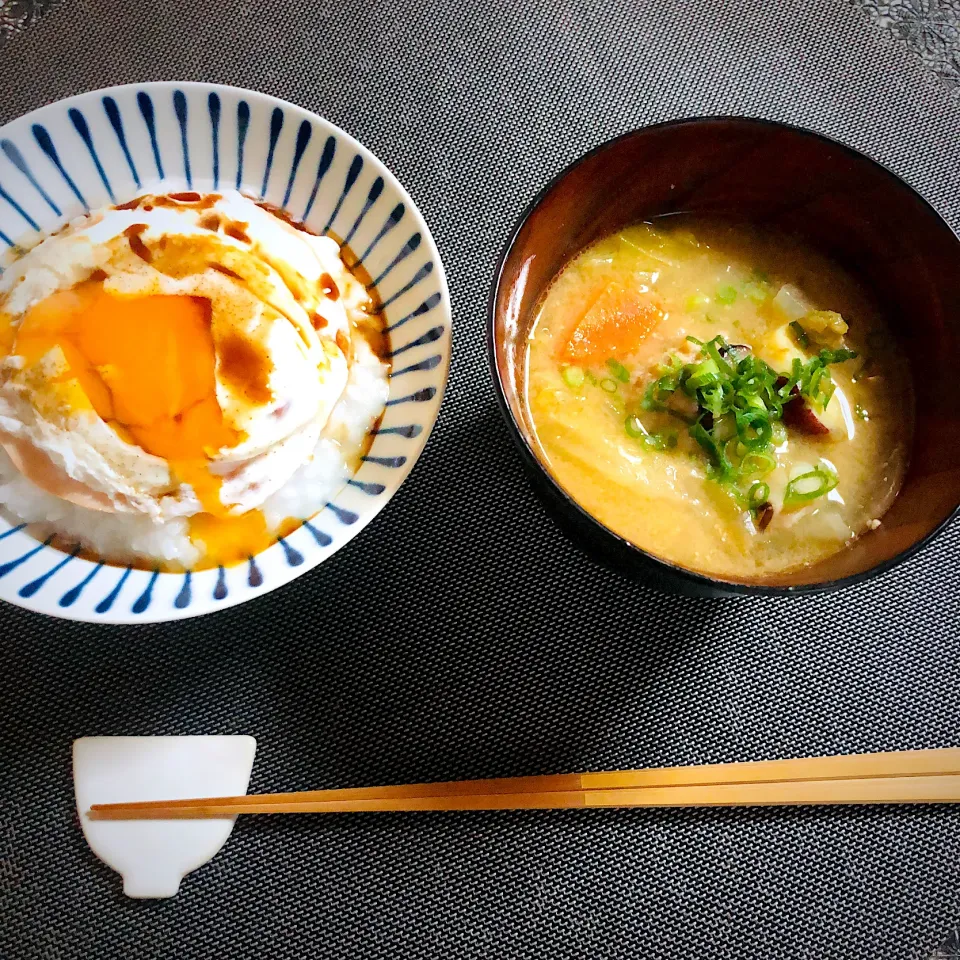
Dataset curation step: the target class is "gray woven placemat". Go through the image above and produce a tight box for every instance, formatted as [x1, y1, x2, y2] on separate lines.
[1, 2, 959, 959]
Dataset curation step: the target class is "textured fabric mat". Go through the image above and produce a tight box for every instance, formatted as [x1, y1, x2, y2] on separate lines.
[2, 1, 960, 958]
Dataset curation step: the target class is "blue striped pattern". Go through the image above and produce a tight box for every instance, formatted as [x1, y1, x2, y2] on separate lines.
[208, 92, 221, 189]
[261, 107, 284, 197]
[235, 100, 250, 189]
[103, 96, 140, 188]
[283, 120, 312, 207]
[0, 182, 39, 230]
[324, 154, 363, 234]
[137, 91, 163, 178]
[69, 108, 115, 203]
[0, 83, 448, 621]
[173, 91, 191, 187]
[1, 138, 61, 214]
[303, 135, 335, 220]
[59, 562, 102, 608]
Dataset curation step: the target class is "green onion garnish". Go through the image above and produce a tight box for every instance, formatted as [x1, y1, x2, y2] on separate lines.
[685, 293, 710, 312]
[789, 321, 809, 348]
[606, 358, 630, 383]
[600, 377, 618, 393]
[782, 466, 838, 506]
[738, 451, 776, 478]
[630, 335, 854, 512]
[691, 418, 734, 480]
[716, 285, 737, 305]
[644, 431, 678, 451]
[748, 481, 770, 506]
[562, 365, 585, 388]
[642, 373, 679, 411]
[685, 358, 721, 391]
[735, 409, 773, 449]
[743, 281, 770, 304]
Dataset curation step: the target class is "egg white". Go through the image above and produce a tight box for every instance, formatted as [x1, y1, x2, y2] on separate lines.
[0, 190, 373, 519]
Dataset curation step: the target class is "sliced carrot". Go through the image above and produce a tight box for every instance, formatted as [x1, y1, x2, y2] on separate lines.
[558, 283, 664, 365]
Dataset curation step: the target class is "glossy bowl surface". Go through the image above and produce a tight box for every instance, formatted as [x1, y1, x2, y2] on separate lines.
[0, 82, 450, 622]
[490, 117, 960, 596]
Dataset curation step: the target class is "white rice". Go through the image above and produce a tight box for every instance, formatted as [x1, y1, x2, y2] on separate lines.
[0, 337, 388, 568]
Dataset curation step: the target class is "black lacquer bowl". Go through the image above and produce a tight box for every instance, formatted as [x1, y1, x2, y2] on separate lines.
[489, 118, 960, 597]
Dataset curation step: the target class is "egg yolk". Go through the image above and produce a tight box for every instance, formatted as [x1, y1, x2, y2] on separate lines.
[11, 281, 285, 569]
[15, 281, 235, 460]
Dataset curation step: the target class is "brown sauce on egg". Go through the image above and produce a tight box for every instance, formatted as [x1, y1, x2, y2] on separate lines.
[320, 273, 340, 301]
[255, 199, 321, 235]
[224, 221, 251, 244]
[208, 262, 244, 281]
[123, 223, 152, 263]
[114, 193, 222, 213]
[218, 331, 273, 404]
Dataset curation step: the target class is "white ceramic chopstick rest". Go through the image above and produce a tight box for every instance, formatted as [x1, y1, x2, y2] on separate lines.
[73, 736, 257, 898]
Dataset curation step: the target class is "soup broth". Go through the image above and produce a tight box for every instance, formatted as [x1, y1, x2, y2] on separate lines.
[524, 221, 913, 580]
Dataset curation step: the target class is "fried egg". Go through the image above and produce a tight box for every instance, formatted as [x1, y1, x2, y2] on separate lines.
[0, 190, 383, 567]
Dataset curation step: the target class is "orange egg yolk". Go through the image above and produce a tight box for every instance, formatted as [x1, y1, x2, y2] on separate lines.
[10, 280, 286, 569]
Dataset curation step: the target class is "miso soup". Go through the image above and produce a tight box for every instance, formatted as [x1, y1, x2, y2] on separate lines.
[524, 221, 913, 580]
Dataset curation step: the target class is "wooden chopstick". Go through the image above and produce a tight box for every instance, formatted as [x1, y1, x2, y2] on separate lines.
[89, 775, 960, 818]
[87, 748, 960, 820]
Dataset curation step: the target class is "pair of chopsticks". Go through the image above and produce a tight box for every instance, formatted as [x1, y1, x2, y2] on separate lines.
[88, 748, 960, 819]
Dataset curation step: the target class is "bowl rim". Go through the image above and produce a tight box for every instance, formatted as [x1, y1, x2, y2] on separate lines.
[0, 80, 452, 622]
[488, 114, 960, 596]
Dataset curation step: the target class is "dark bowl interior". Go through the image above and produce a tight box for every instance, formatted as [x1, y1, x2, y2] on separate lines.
[490, 117, 960, 595]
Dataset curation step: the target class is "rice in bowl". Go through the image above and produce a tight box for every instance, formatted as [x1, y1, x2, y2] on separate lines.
[0, 190, 390, 570]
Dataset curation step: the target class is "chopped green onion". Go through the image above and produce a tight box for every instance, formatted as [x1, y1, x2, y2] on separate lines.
[600, 377, 618, 393]
[585, 370, 598, 386]
[656, 354, 684, 377]
[644, 431, 678, 451]
[735, 409, 773, 450]
[606, 358, 630, 383]
[789, 321, 809, 348]
[562, 365, 585, 388]
[818, 378, 836, 411]
[723, 437, 744, 465]
[738, 451, 776, 478]
[685, 293, 710, 312]
[691, 419, 734, 479]
[743, 281, 770, 304]
[783, 466, 838, 506]
[634, 332, 852, 508]
[642, 374, 678, 410]
[704, 337, 733, 378]
[685, 358, 721, 390]
[716, 285, 737, 305]
[748, 481, 770, 506]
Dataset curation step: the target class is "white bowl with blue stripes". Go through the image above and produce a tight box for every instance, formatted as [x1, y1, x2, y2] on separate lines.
[0, 82, 450, 623]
